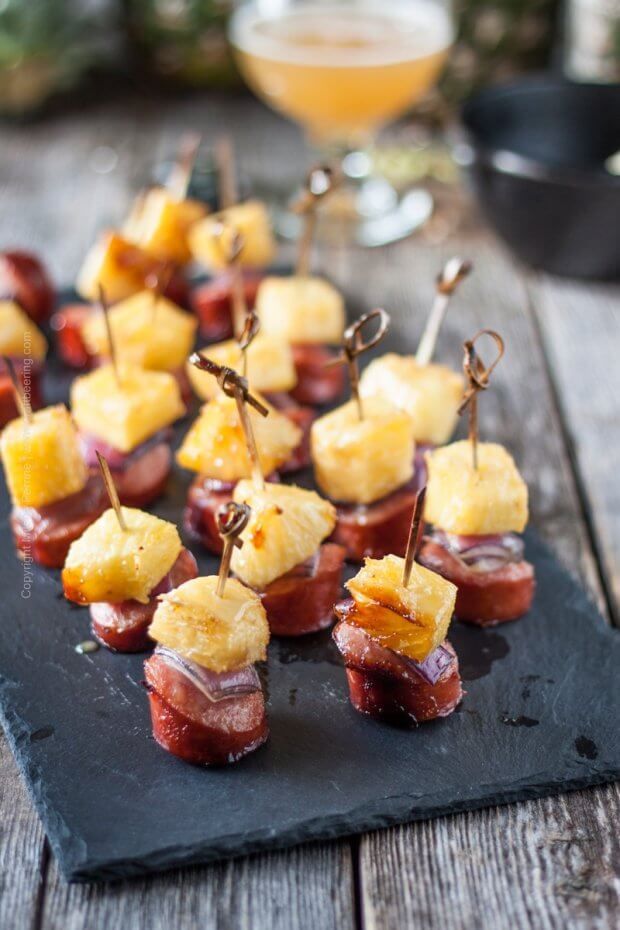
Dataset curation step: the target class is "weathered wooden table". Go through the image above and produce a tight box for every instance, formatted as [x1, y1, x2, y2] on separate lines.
[1, 93, 618, 930]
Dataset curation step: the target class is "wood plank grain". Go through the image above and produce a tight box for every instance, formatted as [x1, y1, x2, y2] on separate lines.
[527, 276, 620, 624]
[330, 237, 620, 930]
[40, 843, 355, 930]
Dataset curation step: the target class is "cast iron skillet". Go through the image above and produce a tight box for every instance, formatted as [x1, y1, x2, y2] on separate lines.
[459, 75, 620, 281]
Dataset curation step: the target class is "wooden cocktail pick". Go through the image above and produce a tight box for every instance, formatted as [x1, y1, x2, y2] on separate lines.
[216, 501, 251, 597]
[415, 257, 472, 366]
[458, 329, 505, 470]
[211, 219, 247, 338]
[237, 308, 260, 380]
[3, 355, 31, 424]
[189, 354, 269, 488]
[146, 261, 175, 324]
[98, 284, 121, 388]
[215, 135, 238, 211]
[167, 132, 201, 202]
[327, 308, 390, 420]
[96, 451, 127, 532]
[292, 164, 339, 277]
[402, 486, 427, 587]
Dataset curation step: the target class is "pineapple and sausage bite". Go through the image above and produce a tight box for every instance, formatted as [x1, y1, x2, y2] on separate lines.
[230, 481, 344, 636]
[145, 575, 271, 766]
[178, 391, 302, 554]
[333, 551, 463, 725]
[0, 405, 107, 567]
[419, 440, 534, 626]
[81, 289, 197, 401]
[187, 334, 296, 402]
[0, 300, 47, 425]
[71, 364, 185, 508]
[255, 275, 346, 406]
[310, 396, 418, 562]
[123, 186, 206, 266]
[63, 506, 197, 652]
[359, 354, 464, 447]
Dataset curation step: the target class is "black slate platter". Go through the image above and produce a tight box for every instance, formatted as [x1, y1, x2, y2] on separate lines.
[0, 302, 619, 882]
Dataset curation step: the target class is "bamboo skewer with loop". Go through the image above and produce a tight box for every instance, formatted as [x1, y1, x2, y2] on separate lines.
[458, 329, 505, 470]
[402, 486, 427, 588]
[327, 308, 390, 420]
[167, 132, 201, 202]
[96, 451, 127, 532]
[216, 501, 251, 597]
[237, 308, 260, 380]
[292, 165, 339, 278]
[3, 356, 32, 424]
[188, 354, 269, 490]
[415, 257, 472, 366]
[211, 220, 247, 339]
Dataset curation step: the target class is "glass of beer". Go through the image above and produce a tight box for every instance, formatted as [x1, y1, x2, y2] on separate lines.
[229, 0, 454, 245]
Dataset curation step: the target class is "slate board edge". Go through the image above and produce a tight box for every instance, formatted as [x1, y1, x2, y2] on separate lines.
[2, 686, 619, 883]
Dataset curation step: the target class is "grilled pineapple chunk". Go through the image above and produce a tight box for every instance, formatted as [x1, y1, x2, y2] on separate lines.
[189, 200, 275, 271]
[63, 507, 181, 605]
[76, 231, 159, 304]
[177, 394, 301, 481]
[346, 554, 457, 661]
[311, 397, 415, 505]
[149, 576, 269, 673]
[0, 301, 47, 360]
[82, 290, 197, 372]
[256, 275, 345, 345]
[231, 481, 336, 589]
[360, 354, 463, 445]
[188, 335, 296, 400]
[71, 365, 184, 453]
[425, 440, 529, 535]
[1, 405, 87, 508]
[124, 186, 206, 265]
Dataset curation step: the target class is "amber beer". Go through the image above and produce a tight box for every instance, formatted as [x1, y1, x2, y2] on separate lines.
[230, 1, 453, 144]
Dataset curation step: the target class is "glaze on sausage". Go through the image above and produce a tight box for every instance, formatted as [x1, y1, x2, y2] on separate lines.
[191, 272, 263, 342]
[331, 479, 419, 562]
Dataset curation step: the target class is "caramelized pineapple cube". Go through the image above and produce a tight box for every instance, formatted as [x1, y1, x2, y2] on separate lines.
[231, 480, 336, 589]
[63, 507, 181, 605]
[82, 290, 197, 372]
[149, 576, 269, 673]
[346, 553, 457, 661]
[425, 440, 529, 535]
[0, 301, 47, 360]
[256, 275, 345, 345]
[189, 200, 275, 271]
[360, 353, 464, 445]
[76, 231, 158, 304]
[124, 186, 206, 265]
[177, 393, 301, 481]
[188, 334, 296, 400]
[311, 397, 414, 504]
[71, 365, 184, 453]
[1, 405, 87, 508]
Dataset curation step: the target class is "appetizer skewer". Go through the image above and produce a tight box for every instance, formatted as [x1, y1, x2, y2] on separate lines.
[62, 454, 197, 652]
[71, 295, 185, 507]
[145, 501, 271, 766]
[1, 401, 107, 567]
[255, 166, 346, 406]
[0, 302, 47, 426]
[179, 358, 300, 553]
[359, 257, 470, 480]
[333, 488, 463, 725]
[310, 310, 418, 562]
[418, 330, 535, 626]
[188, 309, 313, 473]
[190, 138, 275, 341]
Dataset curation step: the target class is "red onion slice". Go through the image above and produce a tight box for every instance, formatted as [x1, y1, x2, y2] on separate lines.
[154, 646, 262, 703]
[402, 644, 454, 685]
[431, 530, 524, 572]
[79, 429, 172, 471]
